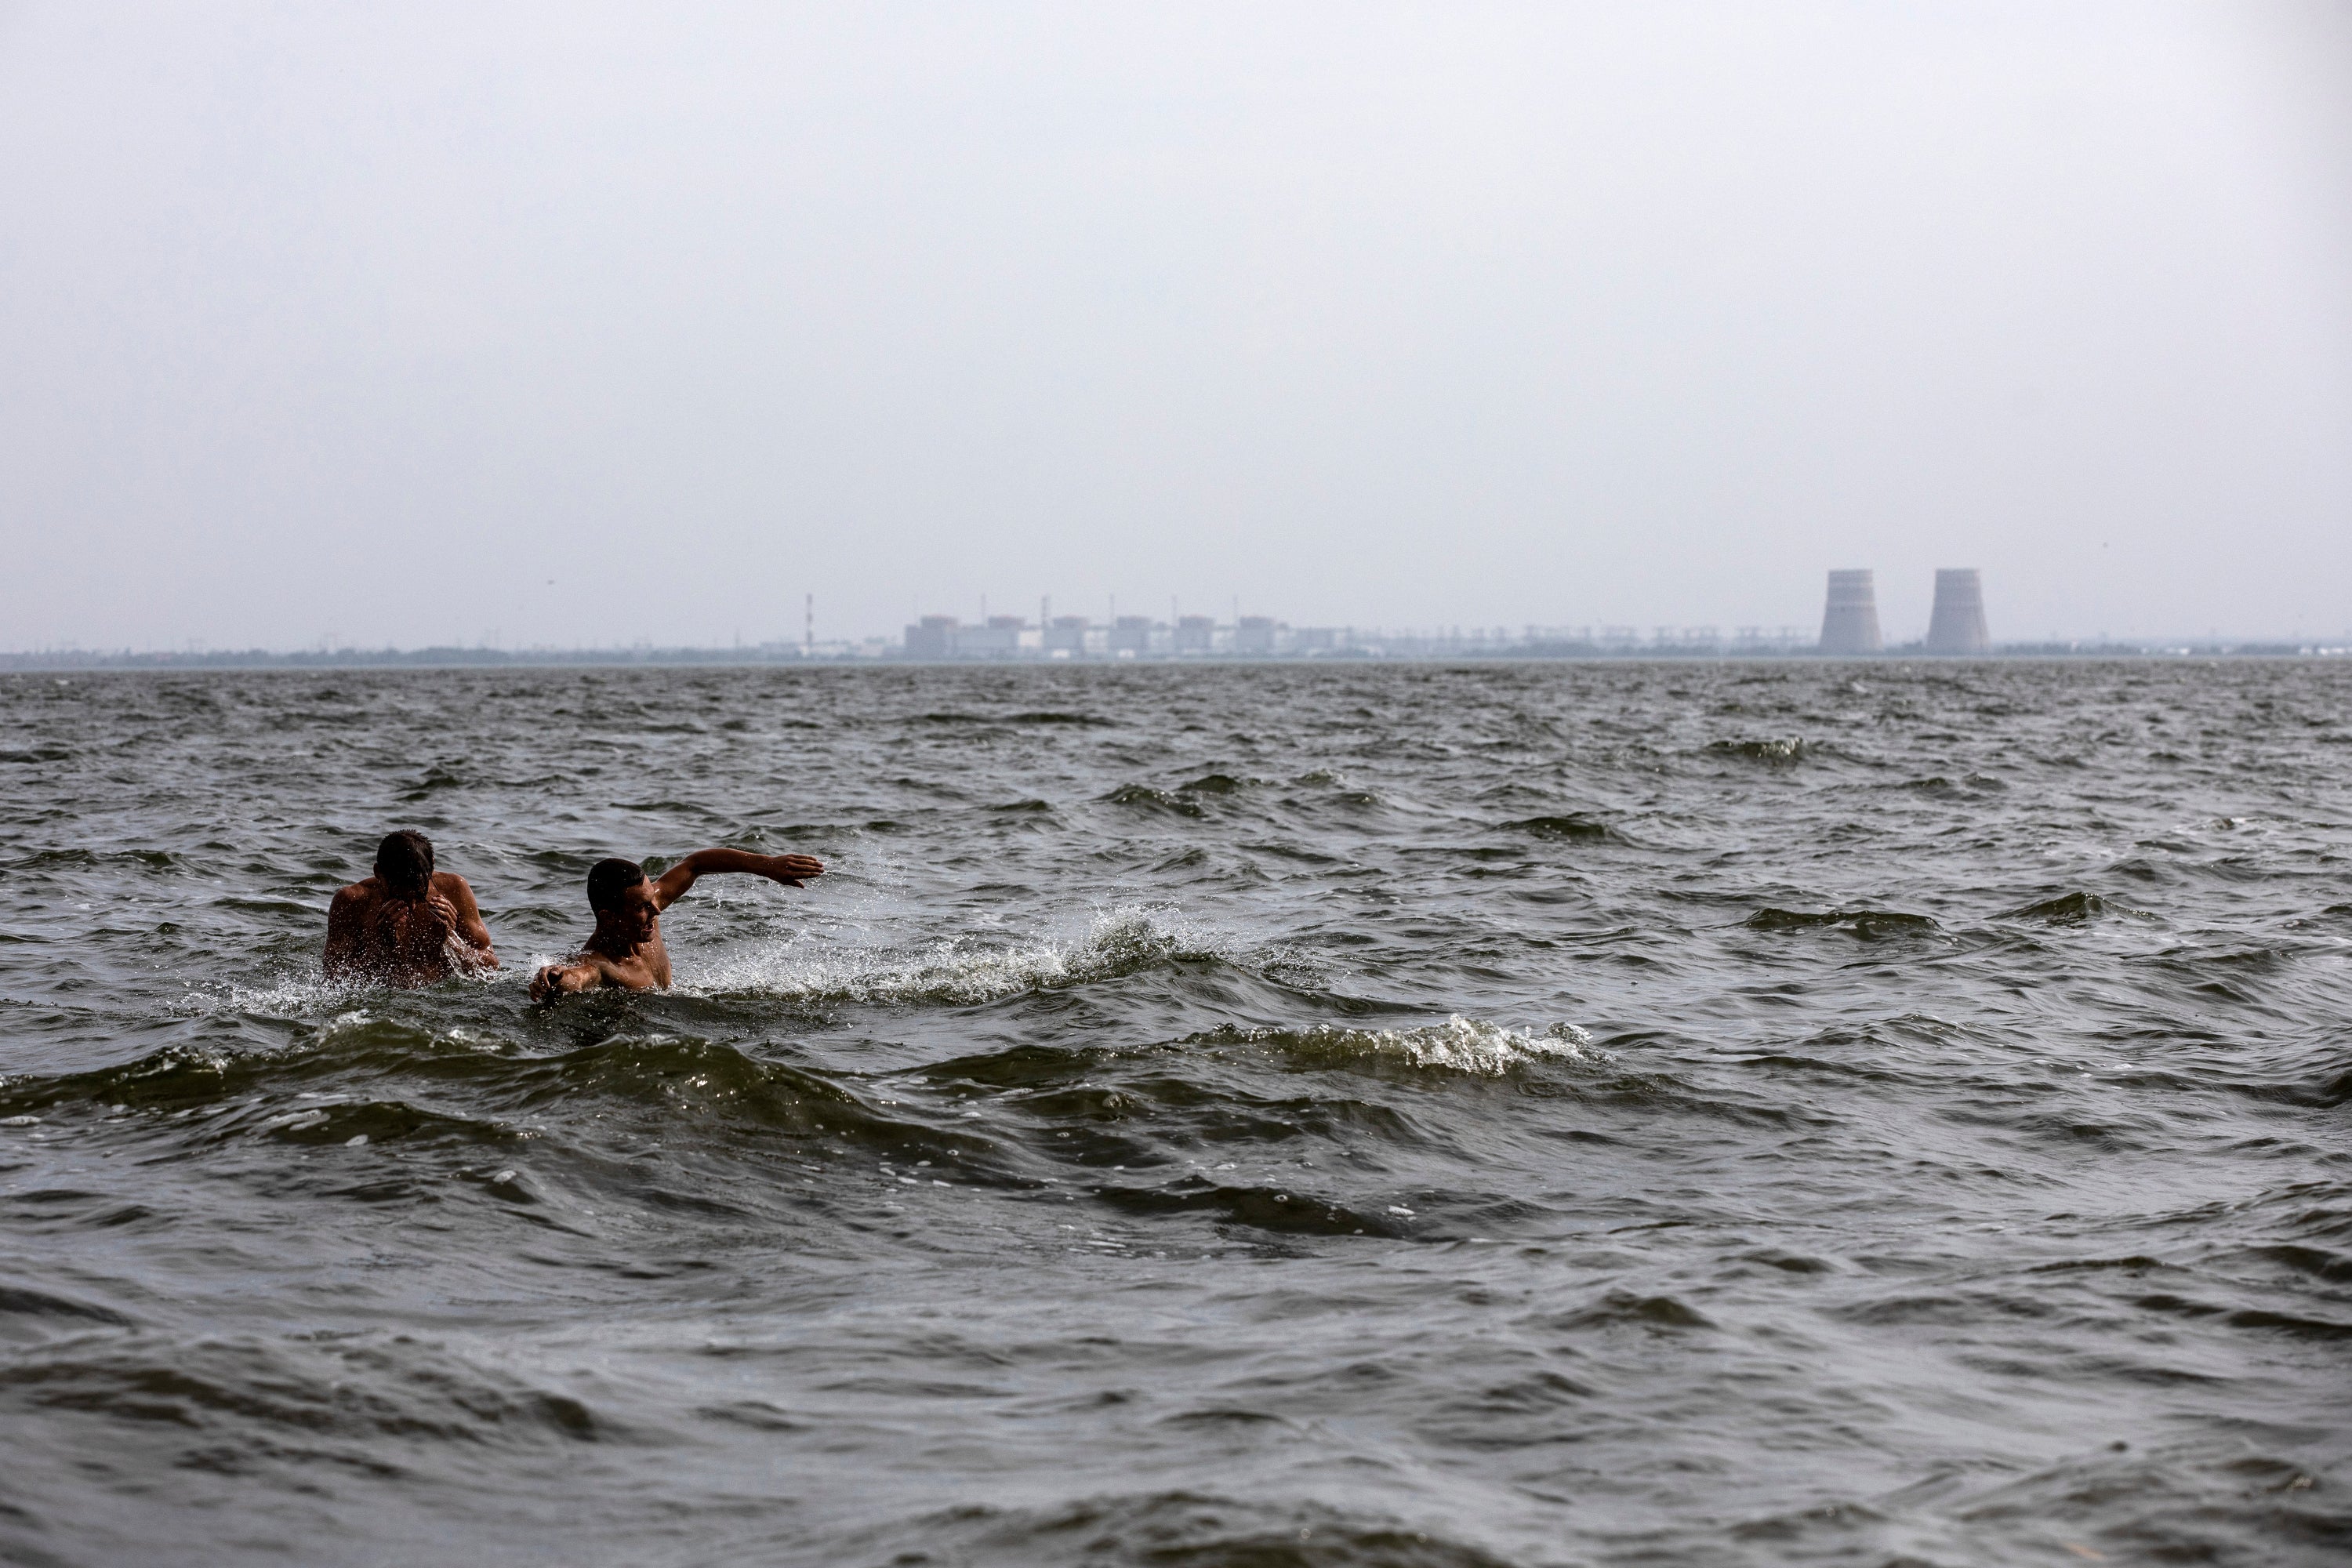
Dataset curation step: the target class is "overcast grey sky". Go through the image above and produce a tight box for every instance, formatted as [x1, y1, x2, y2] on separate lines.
[2, 2, 2347, 649]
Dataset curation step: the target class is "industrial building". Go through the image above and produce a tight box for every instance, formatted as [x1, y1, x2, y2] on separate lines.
[901, 579, 2000, 659]
[1818, 570, 1883, 655]
[1924, 569, 1991, 654]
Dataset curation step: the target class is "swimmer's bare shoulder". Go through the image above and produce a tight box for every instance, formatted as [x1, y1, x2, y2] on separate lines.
[429, 871, 498, 970]
[323, 878, 380, 980]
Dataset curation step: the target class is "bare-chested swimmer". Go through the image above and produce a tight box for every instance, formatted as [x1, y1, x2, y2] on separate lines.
[325, 830, 498, 985]
[528, 849, 823, 1000]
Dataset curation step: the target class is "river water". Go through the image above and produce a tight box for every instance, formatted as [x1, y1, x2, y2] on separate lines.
[0, 660, 2346, 1566]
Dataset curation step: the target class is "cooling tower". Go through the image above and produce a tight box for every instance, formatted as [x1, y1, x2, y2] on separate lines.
[1818, 570, 1882, 655]
[1924, 568, 1990, 655]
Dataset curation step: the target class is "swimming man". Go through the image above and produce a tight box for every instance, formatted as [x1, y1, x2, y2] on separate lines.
[528, 849, 823, 999]
[325, 830, 499, 985]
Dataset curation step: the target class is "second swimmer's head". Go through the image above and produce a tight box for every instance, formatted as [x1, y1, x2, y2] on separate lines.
[375, 830, 434, 897]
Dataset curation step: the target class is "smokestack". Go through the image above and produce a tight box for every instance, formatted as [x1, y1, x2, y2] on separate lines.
[1818, 570, 1882, 655]
[1924, 569, 1989, 655]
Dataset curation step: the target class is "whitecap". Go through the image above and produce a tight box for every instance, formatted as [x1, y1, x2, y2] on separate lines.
[677, 904, 1227, 1005]
[1229, 1015, 1594, 1076]
[169, 960, 503, 1021]
[167, 973, 370, 1018]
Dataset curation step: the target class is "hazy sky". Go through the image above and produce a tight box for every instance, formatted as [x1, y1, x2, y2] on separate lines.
[2, 2, 2347, 649]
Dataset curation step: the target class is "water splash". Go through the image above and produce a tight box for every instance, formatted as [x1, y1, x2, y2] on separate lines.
[170, 960, 505, 1020]
[170, 972, 376, 1018]
[1222, 1016, 1594, 1076]
[681, 906, 1229, 1005]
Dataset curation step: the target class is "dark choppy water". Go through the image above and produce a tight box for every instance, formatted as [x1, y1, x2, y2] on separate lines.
[2, 661, 2347, 1567]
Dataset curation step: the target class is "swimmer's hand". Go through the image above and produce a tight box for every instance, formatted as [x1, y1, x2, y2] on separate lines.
[529, 962, 593, 1002]
[768, 854, 825, 889]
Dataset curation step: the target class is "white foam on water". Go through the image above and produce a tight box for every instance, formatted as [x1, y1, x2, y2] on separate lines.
[169, 973, 370, 1018]
[679, 904, 1225, 1005]
[171, 959, 509, 1020]
[1237, 1015, 1594, 1076]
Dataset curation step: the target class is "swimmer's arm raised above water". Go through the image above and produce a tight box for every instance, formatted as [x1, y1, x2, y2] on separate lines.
[648, 848, 825, 911]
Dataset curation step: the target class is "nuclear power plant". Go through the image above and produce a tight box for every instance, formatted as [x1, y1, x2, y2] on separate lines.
[902, 574, 2004, 661]
[1817, 570, 1882, 655]
[1813, 567, 1992, 654]
[1925, 568, 1990, 654]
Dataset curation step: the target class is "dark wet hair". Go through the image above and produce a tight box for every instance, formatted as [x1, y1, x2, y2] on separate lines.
[587, 858, 648, 913]
[375, 830, 434, 896]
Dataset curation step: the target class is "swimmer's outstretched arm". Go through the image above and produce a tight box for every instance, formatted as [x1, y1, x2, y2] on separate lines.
[649, 849, 825, 912]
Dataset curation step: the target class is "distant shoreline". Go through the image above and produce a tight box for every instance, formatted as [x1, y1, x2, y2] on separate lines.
[2, 642, 2339, 673]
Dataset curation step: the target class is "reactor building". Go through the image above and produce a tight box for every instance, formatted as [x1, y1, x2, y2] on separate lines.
[1817, 569, 1883, 655]
[1924, 568, 1990, 655]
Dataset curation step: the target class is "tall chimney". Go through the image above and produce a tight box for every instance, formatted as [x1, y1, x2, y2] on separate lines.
[1924, 569, 1989, 655]
[1818, 570, 1882, 655]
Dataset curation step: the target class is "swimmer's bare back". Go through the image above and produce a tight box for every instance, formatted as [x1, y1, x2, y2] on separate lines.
[325, 871, 498, 985]
[529, 848, 822, 1000]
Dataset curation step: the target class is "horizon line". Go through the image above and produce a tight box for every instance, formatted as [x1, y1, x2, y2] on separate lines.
[5, 637, 2347, 673]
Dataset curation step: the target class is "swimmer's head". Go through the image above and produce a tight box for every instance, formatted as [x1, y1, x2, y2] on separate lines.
[587, 858, 658, 940]
[375, 830, 435, 897]
[587, 858, 646, 912]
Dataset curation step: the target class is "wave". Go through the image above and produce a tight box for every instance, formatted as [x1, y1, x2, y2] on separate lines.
[852, 1490, 1517, 1568]
[399, 764, 466, 800]
[170, 975, 378, 1018]
[1095, 1175, 1414, 1238]
[0, 1334, 608, 1449]
[6, 847, 184, 873]
[910, 710, 1114, 727]
[1177, 772, 1261, 795]
[1501, 813, 1621, 844]
[1744, 908, 1941, 940]
[682, 906, 1229, 1005]
[169, 961, 504, 1020]
[1210, 1016, 1593, 1076]
[1100, 783, 1207, 818]
[1708, 736, 1813, 764]
[1896, 772, 2007, 794]
[2007, 891, 2128, 924]
[0, 1026, 1004, 1179]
